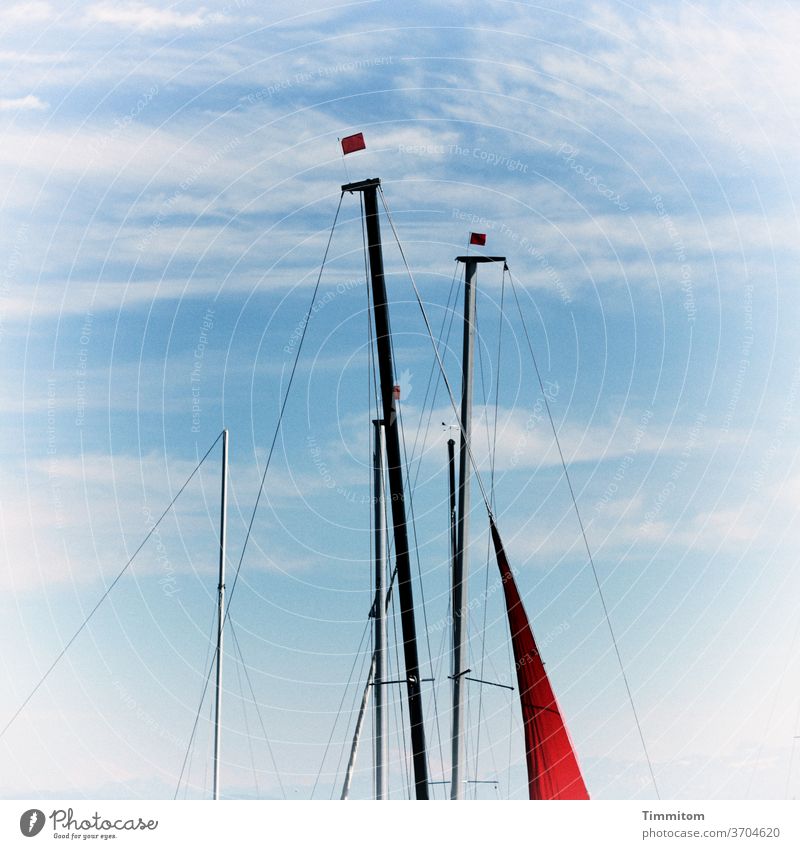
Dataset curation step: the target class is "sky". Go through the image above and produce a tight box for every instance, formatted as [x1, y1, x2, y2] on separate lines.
[1, 0, 799, 801]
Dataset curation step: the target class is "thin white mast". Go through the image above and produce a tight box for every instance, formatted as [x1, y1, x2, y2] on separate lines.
[340, 658, 374, 800]
[373, 419, 388, 800]
[340, 420, 388, 801]
[212, 428, 228, 801]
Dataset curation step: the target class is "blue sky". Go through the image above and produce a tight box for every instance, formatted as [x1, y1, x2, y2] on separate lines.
[1, 0, 799, 800]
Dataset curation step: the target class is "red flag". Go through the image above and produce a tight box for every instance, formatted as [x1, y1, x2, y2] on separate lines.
[489, 517, 590, 800]
[392, 384, 401, 400]
[341, 132, 366, 155]
[469, 232, 486, 246]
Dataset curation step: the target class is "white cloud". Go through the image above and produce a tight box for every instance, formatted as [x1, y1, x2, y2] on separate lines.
[0, 2, 52, 25]
[0, 95, 48, 111]
[86, 3, 208, 31]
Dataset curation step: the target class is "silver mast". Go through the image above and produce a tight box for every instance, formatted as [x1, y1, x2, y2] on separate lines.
[340, 659, 375, 800]
[450, 256, 505, 800]
[340, 420, 388, 801]
[373, 419, 388, 800]
[212, 428, 229, 801]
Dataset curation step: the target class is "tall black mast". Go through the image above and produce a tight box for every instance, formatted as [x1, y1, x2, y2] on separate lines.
[342, 177, 429, 800]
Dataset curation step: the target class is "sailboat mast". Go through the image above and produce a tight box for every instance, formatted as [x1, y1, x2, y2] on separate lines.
[450, 257, 477, 799]
[450, 255, 505, 800]
[447, 437, 456, 568]
[373, 419, 389, 800]
[343, 177, 429, 800]
[340, 658, 375, 800]
[212, 427, 229, 801]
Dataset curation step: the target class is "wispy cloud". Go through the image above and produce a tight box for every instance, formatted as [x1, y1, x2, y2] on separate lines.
[0, 2, 52, 25]
[0, 95, 48, 111]
[86, 3, 209, 31]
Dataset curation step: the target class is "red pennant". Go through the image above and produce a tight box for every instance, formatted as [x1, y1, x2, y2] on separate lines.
[469, 232, 486, 246]
[341, 132, 366, 155]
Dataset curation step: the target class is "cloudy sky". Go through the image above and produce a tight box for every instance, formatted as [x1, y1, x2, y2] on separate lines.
[1, 0, 799, 801]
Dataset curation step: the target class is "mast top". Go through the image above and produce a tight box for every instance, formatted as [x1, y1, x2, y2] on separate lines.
[342, 177, 381, 193]
[455, 255, 506, 263]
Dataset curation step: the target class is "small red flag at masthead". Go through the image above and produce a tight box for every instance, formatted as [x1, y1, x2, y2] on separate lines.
[341, 132, 366, 155]
[469, 232, 487, 246]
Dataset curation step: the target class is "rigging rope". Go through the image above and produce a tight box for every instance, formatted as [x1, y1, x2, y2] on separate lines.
[310, 616, 370, 799]
[228, 618, 287, 799]
[231, 633, 261, 798]
[472, 271, 505, 793]
[174, 637, 218, 798]
[407, 261, 461, 490]
[181, 605, 219, 799]
[378, 190, 659, 798]
[378, 188, 495, 515]
[0, 431, 224, 741]
[505, 267, 661, 799]
[330, 633, 374, 799]
[394, 357, 447, 785]
[223, 194, 344, 623]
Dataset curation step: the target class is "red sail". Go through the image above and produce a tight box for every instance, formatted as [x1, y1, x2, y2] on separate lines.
[489, 517, 589, 800]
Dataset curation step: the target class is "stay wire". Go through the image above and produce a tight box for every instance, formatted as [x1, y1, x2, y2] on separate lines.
[224, 194, 344, 622]
[330, 633, 373, 798]
[474, 267, 509, 793]
[0, 431, 224, 741]
[228, 618, 287, 799]
[473, 275, 504, 792]
[506, 267, 661, 799]
[407, 261, 461, 488]
[231, 632, 261, 798]
[394, 360, 447, 786]
[378, 188, 494, 515]
[181, 606, 219, 799]
[366, 189, 447, 789]
[310, 615, 371, 799]
[390, 587, 412, 798]
[174, 648, 217, 798]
